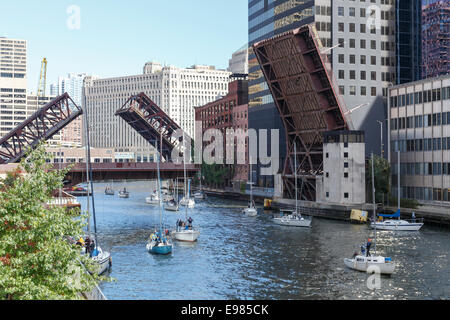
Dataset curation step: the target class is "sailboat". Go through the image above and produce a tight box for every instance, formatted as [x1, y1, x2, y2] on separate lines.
[344, 153, 395, 275]
[179, 132, 195, 209]
[146, 135, 173, 255]
[172, 178, 200, 242]
[82, 107, 111, 275]
[105, 181, 114, 195]
[370, 151, 424, 231]
[118, 181, 129, 198]
[242, 157, 258, 216]
[146, 180, 160, 205]
[165, 179, 180, 212]
[193, 171, 206, 200]
[273, 143, 311, 227]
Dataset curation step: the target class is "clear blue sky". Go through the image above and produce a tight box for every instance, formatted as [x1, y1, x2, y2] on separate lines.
[0, 0, 248, 93]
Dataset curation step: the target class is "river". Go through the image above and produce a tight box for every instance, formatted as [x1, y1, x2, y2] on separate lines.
[78, 181, 450, 300]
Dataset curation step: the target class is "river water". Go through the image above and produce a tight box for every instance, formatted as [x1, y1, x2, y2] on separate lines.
[78, 181, 450, 300]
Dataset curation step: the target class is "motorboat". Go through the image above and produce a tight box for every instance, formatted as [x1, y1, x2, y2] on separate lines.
[273, 209, 312, 227]
[65, 185, 91, 197]
[194, 190, 207, 200]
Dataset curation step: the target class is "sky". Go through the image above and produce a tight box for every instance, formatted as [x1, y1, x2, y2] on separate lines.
[0, 0, 248, 93]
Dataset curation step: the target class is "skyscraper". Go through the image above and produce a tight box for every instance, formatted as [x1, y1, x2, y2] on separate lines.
[396, 0, 422, 84]
[248, 0, 396, 188]
[0, 37, 28, 138]
[422, 0, 450, 79]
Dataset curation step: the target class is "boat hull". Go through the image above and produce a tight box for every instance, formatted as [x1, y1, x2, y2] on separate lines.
[180, 198, 195, 208]
[343, 256, 395, 275]
[172, 229, 200, 242]
[273, 216, 311, 227]
[146, 242, 173, 255]
[165, 205, 179, 212]
[243, 208, 257, 216]
[146, 197, 160, 205]
[370, 220, 423, 231]
[118, 192, 129, 198]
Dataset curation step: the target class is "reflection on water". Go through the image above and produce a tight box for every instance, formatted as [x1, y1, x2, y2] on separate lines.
[78, 181, 450, 300]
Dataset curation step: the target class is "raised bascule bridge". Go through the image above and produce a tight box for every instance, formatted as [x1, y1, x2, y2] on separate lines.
[253, 24, 353, 201]
[0, 92, 197, 186]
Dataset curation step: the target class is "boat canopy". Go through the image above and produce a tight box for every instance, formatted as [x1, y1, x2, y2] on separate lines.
[378, 209, 400, 218]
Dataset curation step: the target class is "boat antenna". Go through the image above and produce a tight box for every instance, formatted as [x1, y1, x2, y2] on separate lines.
[183, 131, 188, 221]
[156, 133, 164, 237]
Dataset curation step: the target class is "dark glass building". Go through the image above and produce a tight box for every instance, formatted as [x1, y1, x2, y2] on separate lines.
[396, 0, 422, 84]
[248, 0, 315, 188]
[422, 0, 450, 79]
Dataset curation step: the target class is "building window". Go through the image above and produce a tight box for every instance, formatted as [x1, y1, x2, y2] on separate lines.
[344, 193, 349, 198]
[344, 162, 349, 168]
[344, 172, 349, 178]
[344, 152, 349, 158]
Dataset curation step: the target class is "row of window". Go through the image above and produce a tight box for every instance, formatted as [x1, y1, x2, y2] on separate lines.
[394, 162, 450, 176]
[396, 186, 450, 202]
[392, 137, 450, 152]
[391, 112, 450, 130]
[390, 86, 450, 108]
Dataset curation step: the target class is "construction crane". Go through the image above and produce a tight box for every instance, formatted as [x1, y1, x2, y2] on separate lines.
[37, 57, 47, 97]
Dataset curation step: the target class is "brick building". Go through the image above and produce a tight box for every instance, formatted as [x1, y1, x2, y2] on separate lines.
[195, 79, 249, 187]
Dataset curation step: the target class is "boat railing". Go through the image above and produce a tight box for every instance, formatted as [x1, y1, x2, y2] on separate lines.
[47, 197, 80, 206]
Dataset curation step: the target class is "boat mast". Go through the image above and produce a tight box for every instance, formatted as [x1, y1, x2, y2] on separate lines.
[371, 152, 377, 255]
[84, 100, 98, 249]
[156, 132, 163, 236]
[183, 131, 188, 220]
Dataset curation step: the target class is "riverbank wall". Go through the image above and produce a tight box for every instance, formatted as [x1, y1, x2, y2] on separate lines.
[202, 188, 450, 228]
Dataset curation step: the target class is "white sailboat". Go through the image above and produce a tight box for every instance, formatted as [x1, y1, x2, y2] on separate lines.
[146, 135, 173, 255]
[273, 143, 311, 227]
[193, 171, 206, 200]
[370, 151, 424, 231]
[82, 106, 111, 275]
[118, 181, 129, 198]
[243, 157, 257, 217]
[172, 179, 200, 242]
[165, 179, 180, 212]
[179, 132, 195, 209]
[105, 181, 114, 195]
[344, 153, 395, 275]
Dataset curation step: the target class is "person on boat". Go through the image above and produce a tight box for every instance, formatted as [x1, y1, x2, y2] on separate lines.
[360, 244, 366, 256]
[352, 251, 358, 259]
[76, 236, 85, 247]
[188, 217, 193, 228]
[412, 212, 416, 223]
[366, 239, 372, 257]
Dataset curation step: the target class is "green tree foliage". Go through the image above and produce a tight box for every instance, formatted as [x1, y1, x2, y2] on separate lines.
[201, 163, 231, 187]
[0, 144, 99, 300]
[367, 155, 391, 203]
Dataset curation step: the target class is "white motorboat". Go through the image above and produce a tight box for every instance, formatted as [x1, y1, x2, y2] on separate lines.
[344, 254, 395, 275]
[180, 196, 195, 208]
[104, 187, 114, 195]
[146, 192, 160, 205]
[273, 210, 311, 227]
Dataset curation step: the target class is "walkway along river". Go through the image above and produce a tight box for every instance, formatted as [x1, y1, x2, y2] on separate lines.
[78, 181, 450, 300]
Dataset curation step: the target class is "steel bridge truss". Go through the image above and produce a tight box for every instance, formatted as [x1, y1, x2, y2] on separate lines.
[115, 92, 188, 161]
[0, 93, 82, 164]
[253, 25, 349, 201]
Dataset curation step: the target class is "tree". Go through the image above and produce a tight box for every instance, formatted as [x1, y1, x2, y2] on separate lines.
[0, 144, 99, 300]
[366, 155, 391, 204]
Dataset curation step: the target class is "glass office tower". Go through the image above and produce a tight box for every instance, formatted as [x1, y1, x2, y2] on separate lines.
[248, 0, 315, 188]
[396, 0, 422, 84]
